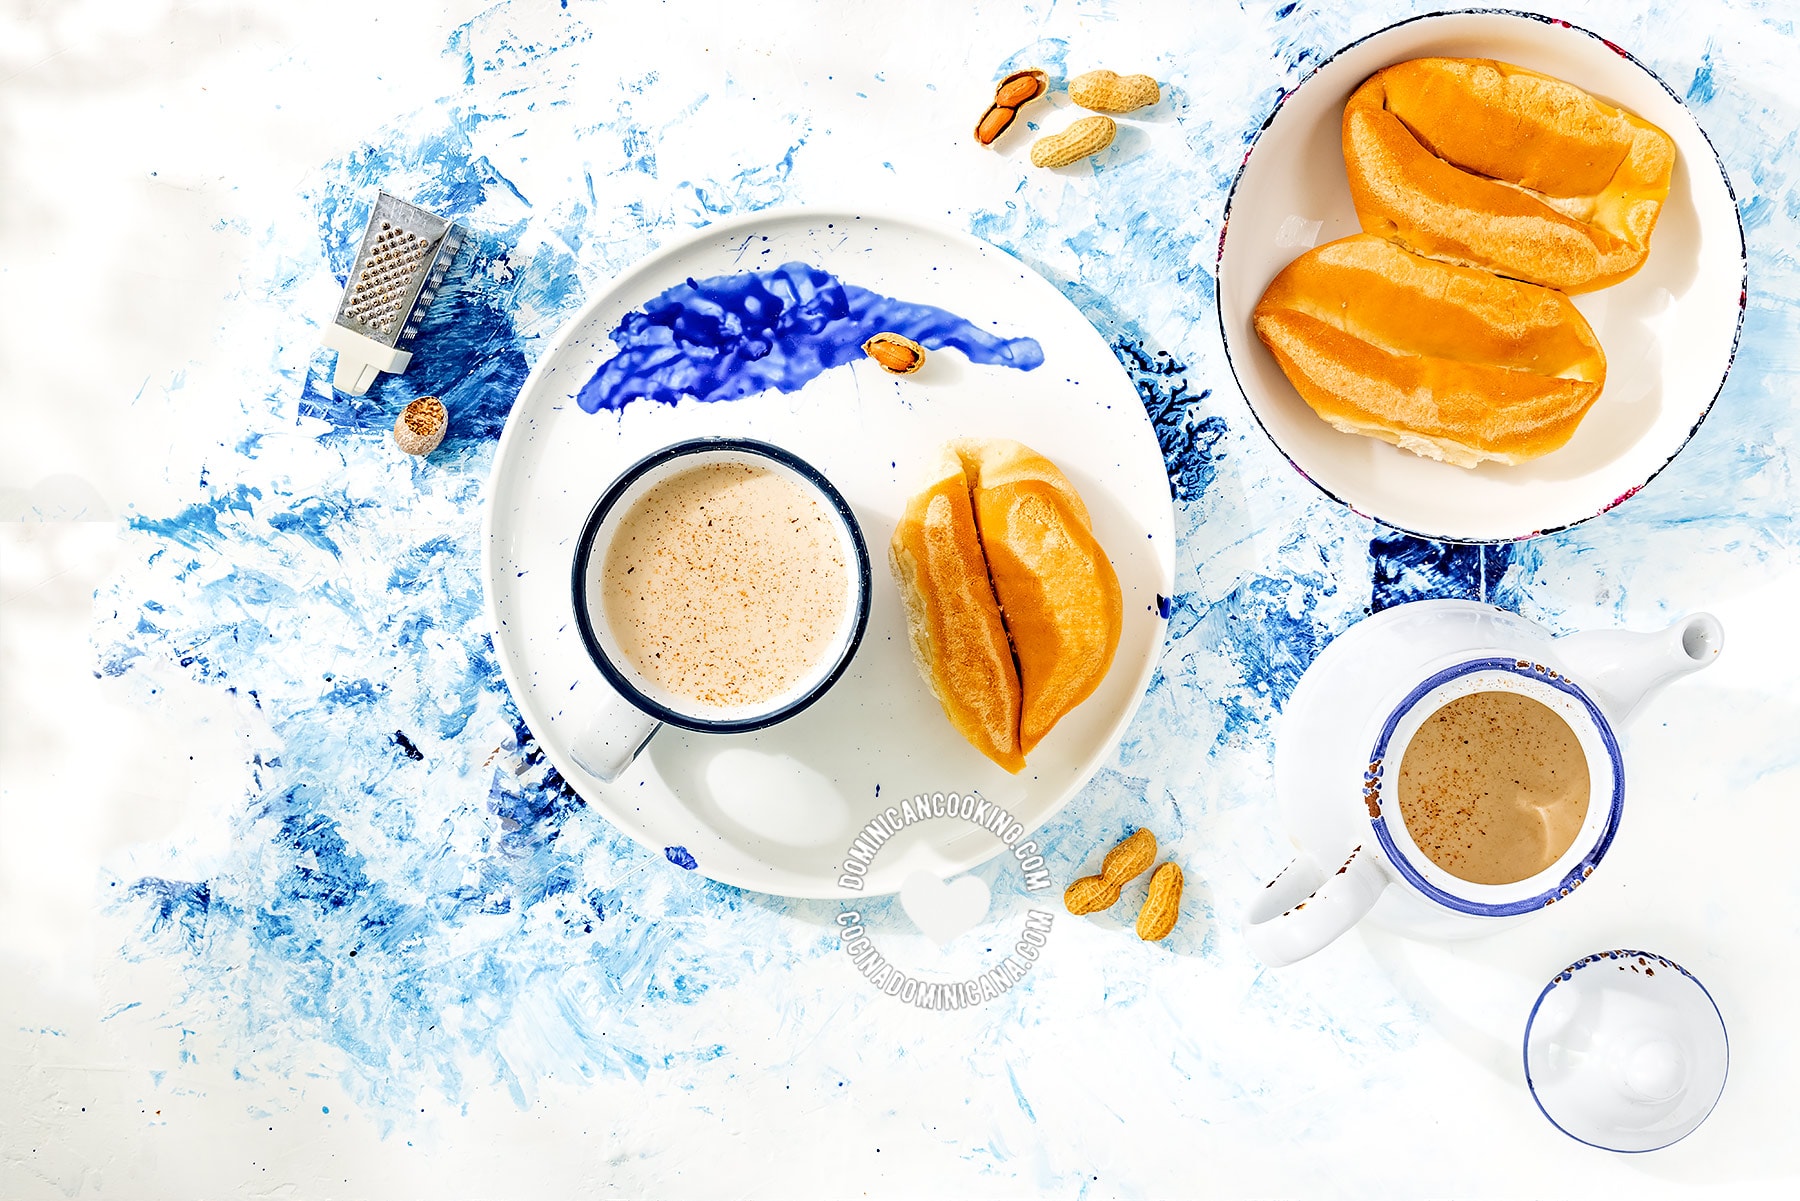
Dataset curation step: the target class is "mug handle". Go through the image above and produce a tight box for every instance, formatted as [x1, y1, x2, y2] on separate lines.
[1244, 844, 1390, 968]
[564, 684, 663, 783]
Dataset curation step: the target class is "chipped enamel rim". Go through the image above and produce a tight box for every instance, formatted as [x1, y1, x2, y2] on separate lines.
[1523, 949, 1730, 1152]
[1214, 7, 1750, 544]
[1365, 656, 1625, 916]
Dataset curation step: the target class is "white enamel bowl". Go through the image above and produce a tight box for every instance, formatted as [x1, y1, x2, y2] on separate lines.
[1217, 10, 1746, 543]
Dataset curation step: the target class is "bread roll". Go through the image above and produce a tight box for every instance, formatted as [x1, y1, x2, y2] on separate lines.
[889, 439, 1122, 770]
[1343, 57, 1675, 293]
[889, 446, 1024, 772]
[1253, 235, 1607, 467]
[957, 439, 1122, 755]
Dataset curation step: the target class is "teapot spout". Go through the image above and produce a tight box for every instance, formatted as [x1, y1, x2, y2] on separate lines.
[1554, 613, 1724, 726]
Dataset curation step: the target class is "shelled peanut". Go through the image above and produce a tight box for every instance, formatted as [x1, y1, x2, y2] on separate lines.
[863, 332, 926, 375]
[974, 68, 1050, 145]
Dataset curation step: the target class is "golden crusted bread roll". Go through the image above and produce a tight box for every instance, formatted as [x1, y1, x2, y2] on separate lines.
[957, 439, 1123, 755]
[1343, 57, 1676, 293]
[889, 446, 1024, 772]
[1253, 235, 1607, 467]
[890, 440, 1122, 770]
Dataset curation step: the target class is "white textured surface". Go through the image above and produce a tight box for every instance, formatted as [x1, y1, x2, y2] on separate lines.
[3, 0, 1799, 1197]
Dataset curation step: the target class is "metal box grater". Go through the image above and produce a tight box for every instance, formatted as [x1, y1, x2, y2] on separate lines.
[320, 192, 464, 396]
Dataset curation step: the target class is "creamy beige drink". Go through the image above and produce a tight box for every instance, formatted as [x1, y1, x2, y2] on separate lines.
[600, 461, 850, 710]
[1395, 690, 1591, 886]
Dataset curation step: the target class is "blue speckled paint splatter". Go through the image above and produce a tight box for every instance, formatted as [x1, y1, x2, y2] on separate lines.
[96, 89, 758, 1114]
[1687, 52, 1717, 104]
[1369, 531, 1515, 612]
[575, 261, 1044, 413]
[125, 878, 212, 952]
[1113, 338, 1227, 502]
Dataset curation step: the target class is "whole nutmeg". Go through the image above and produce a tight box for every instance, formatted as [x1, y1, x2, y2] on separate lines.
[394, 396, 448, 455]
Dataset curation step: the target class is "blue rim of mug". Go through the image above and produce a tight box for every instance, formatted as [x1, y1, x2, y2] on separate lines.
[1522, 948, 1730, 1153]
[1365, 656, 1626, 916]
[569, 436, 873, 734]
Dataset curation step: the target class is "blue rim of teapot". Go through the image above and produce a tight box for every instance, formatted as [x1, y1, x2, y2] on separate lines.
[1364, 657, 1626, 917]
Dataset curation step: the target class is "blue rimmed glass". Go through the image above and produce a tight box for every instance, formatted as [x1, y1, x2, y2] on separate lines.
[1524, 948, 1729, 1152]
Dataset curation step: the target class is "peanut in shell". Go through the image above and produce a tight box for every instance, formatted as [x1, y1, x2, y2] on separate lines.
[1030, 115, 1117, 169]
[1063, 827, 1157, 915]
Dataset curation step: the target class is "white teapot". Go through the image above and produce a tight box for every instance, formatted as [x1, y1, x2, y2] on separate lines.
[1245, 600, 1723, 968]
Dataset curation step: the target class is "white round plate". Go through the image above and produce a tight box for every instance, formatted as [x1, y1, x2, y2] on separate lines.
[482, 209, 1175, 898]
[1216, 9, 1747, 543]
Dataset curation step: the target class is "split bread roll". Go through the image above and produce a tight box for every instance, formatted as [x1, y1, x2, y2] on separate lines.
[1343, 57, 1676, 293]
[889, 446, 1025, 773]
[1253, 234, 1607, 467]
[889, 439, 1122, 772]
[960, 439, 1123, 756]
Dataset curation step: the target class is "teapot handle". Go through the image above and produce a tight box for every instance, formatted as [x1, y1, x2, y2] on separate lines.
[1244, 844, 1390, 967]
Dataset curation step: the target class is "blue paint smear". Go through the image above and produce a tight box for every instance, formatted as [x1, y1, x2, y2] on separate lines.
[1113, 337, 1225, 502]
[125, 878, 212, 952]
[299, 224, 537, 441]
[1205, 571, 1332, 719]
[663, 846, 698, 871]
[99, 93, 754, 1117]
[1369, 531, 1514, 613]
[1006, 1062, 1037, 1122]
[1687, 55, 1717, 105]
[295, 131, 556, 440]
[574, 261, 1044, 414]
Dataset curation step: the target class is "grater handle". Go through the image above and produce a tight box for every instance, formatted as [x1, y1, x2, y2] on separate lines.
[321, 324, 414, 397]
